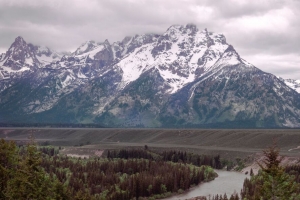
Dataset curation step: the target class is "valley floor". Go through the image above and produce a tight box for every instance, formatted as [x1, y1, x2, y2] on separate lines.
[1, 128, 300, 160]
[1, 128, 300, 199]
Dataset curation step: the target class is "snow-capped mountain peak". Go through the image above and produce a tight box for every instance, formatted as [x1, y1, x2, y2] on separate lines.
[0, 36, 40, 72]
[278, 77, 300, 94]
[73, 40, 100, 56]
[1, 24, 300, 128]
[111, 34, 159, 59]
[116, 25, 233, 93]
[29, 45, 64, 66]
[70, 40, 114, 62]
[14, 36, 26, 46]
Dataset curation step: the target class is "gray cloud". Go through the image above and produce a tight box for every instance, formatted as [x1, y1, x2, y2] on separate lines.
[0, 0, 299, 79]
[204, 0, 284, 19]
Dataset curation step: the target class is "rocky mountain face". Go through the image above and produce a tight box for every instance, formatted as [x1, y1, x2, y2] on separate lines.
[0, 24, 300, 128]
[279, 77, 300, 94]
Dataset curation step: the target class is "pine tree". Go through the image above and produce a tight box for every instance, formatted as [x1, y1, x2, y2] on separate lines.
[256, 141, 300, 199]
[0, 139, 18, 199]
[250, 168, 254, 176]
[4, 138, 69, 199]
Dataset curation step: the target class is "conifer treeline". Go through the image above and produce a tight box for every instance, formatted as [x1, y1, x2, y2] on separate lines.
[240, 166, 300, 199]
[6, 139, 300, 199]
[0, 139, 70, 200]
[210, 193, 239, 200]
[240, 143, 300, 199]
[1, 139, 220, 200]
[40, 154, 217, 199]
[190, 143, 300, 200]
[107, 149, 222, 169]
[285, 165, 300, 183]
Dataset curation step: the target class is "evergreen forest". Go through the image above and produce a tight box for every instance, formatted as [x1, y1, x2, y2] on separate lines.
[1, 138, 300, 199]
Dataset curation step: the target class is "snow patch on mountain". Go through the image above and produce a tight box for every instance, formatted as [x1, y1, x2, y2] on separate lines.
[35, 46, 64, 66]
[277, 77, 299, 93]
[121, 37, 133, 56]
[25, 57, 34, 66]
[117, 43, 155, 88]
[73, 40, 103, 56]
[116, 25, 234, 93]
[1, 65, 30, 73]
[75, 45, 105, 59]
[60, 74, 75, 88]
[281, 78, 300, 93]
[0, 36, 40, 76]
[1, 25, 300, 128]
[37, 54, 57, 64]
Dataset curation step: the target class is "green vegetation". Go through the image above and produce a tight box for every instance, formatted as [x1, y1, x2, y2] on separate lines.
[41, 157, 216, 199]
[206, 142, 300, 200]
[107, 149, 223, 169]
[234, 157, 246, 171]
[2, 135, 300, 200]
[240, 142, 300, 200]
[0, 138, 69, 200]
[1, 138, 217, 200]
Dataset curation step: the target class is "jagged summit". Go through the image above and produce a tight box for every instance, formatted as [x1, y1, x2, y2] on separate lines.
[14, 36, 26, 44]
[0, 36, 40, 71]
[186, 23, 198, 31]
[116, 24, 239, 93]
[73, 40, 100, 56]
[0, 36, 68, 75]
[0, 24, 299, 128]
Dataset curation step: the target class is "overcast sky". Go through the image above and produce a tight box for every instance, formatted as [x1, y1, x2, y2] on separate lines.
[0, 0, 299, 79]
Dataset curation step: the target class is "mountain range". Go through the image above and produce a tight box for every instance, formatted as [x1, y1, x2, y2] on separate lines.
[0, 24, 300, 128]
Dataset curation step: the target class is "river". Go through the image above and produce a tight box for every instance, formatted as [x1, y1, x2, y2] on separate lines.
[164, 170, 249, 200]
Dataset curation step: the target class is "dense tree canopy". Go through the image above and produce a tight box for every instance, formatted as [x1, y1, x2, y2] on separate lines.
[2, 138, 300, 200]
[0, 139, 218, 199]
[241, 142, 300, 200]
[0, 138, 69, 200]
